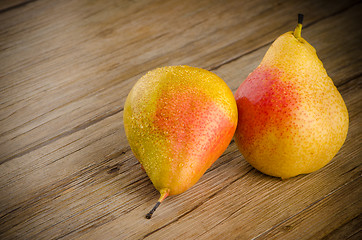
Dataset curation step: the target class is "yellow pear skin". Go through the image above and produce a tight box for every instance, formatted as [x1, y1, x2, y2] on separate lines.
[234, 14, 349, 179]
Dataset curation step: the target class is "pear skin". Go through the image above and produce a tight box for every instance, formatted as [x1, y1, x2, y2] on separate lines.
[234, 14, 349, 179]
[124, 66, 238, 218]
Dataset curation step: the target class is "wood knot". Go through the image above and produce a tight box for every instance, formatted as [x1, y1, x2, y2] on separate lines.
[107, 163, 122, 174]
[281, 225, 293, 232]
[96, 28, 114, 38]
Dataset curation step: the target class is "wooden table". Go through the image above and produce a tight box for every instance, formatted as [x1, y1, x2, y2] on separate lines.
[1, 0, 361, 239]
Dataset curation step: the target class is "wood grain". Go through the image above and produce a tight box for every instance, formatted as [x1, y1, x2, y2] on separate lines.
[0, 0, 361, 239]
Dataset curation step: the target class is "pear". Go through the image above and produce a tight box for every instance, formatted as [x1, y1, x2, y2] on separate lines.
[234, 14, 349, 179]
[124, 66, 238, 218]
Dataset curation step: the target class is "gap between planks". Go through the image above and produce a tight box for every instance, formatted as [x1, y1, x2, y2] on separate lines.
[0, 0, 37, 14]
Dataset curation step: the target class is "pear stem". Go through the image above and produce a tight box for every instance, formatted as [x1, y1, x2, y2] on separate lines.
[298, 13, 304, 25]
[145, 202, 161, 219]
[145, 188, 169, 219]
[293, 13, 304, 40]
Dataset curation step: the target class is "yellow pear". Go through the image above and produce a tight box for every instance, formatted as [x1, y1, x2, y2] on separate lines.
[124, 66, 237, 218]
[234, 14, 349, 179]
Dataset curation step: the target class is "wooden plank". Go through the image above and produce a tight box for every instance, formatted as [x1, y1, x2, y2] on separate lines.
[320, 215, 362, 240]
[0, 0, 359, 164]
[254, 177, 362, 239]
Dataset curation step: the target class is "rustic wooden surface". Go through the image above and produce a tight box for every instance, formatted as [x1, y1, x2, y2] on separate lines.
[0, 0, 361, 239]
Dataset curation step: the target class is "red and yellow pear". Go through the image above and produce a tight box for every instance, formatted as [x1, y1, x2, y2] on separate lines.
[124, 66, 238, 218]
[234, 14, 349, 179]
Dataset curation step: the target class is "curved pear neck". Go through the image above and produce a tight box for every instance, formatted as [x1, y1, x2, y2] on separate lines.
[293, 23, 302, 40]
[293, 14, 304, 41]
